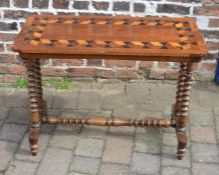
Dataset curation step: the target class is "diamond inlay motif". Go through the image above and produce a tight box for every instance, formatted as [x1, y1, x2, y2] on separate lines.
[22, 17, 198, 51]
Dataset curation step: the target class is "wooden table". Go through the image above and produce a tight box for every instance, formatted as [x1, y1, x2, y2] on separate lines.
[12, 15, 208, 160]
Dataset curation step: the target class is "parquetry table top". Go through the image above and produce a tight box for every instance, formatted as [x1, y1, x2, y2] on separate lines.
[12, 15, 208, 60]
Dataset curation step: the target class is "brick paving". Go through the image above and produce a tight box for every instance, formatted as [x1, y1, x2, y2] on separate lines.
[0, 81, 219, 175]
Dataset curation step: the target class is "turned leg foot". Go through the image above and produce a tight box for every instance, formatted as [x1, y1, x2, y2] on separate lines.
[176, 129, 187, 160]
[29, 123, 40, 156]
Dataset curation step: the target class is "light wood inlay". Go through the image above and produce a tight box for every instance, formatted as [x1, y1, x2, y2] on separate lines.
[12, 15, 208, 60]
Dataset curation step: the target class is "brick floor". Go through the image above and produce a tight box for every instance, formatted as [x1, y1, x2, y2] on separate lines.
[191, 143, 219, 163]
[70, 156, 100, 175]
[6, 108, 29, 124]
[50, 130, 79, 150]
[161, 167, 190, 175]
[0, 140, 18, 169]
[135, 128, 161, 154]
[37, 147, 73, 175]
[99, 163, 129, 175]
[0, 81, 219, 175]
[190, 126, 217, 144]
[5, 160, 38, 175]
[162, 146, 191, 168]
[15, 134, 51, 162]
[131, 153, 160, 174]
[103, 135, 133, 164]
[192, 163, 219, 175]
[53, 90, 79, 110]
[0, 123, 27, 142]
[75, 138, 104, 158]
[0, 107, 8, 120]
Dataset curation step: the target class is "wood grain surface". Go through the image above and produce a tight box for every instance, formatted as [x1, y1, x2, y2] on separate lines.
[12, 15, 208, 61]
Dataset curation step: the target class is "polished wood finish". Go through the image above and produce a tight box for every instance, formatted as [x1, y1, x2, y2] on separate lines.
[176, 63, 193, 160]
[12, 15, 207, 60]
[172, 62, 193, 160]
[18, 53, 201, 62]
[46, 116, 175, 128]
[23, 58, 42, 156]
[34, 59, 43, 111]
[171, 62, 187, 120]
[12, 15, 208, 160]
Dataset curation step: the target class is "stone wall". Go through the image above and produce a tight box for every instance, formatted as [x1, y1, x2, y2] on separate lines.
[0, 0, 218, 83]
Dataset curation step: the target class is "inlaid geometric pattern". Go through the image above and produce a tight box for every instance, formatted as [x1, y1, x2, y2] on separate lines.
[23, 16, 198, 51]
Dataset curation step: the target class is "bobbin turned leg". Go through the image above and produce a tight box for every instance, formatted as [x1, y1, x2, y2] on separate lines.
[175, 62, 193, 160]
[34, 59, 47, 120]
[24, 58, 41, 156]
[171, 62, 187, 120]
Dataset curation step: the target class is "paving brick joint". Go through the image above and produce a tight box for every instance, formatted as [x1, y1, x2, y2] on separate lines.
[0, 81, 219, 175]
